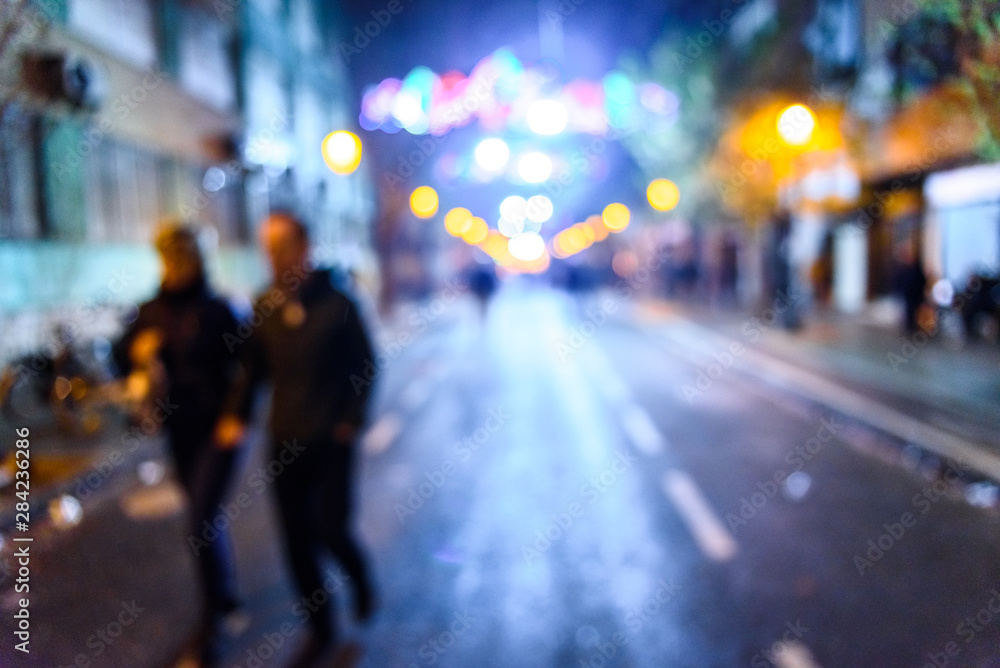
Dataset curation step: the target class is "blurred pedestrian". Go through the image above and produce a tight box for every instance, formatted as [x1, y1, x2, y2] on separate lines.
[466, 263, 497, 320]
[893, 240, 927, 333]
[216, 212, 376, 667]
[113, 223, 244, 666]
[766, 210, 802, 330]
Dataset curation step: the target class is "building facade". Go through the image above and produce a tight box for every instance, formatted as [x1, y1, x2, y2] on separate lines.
[0, 0, 374, 363]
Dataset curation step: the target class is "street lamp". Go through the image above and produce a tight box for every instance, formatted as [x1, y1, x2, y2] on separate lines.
[321, 130, 363, 174]
[776, 104, 817, 147]
[410, 186, 439, 218]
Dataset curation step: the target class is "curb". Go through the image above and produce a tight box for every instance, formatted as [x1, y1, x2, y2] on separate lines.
[656, 319, 1000, 484]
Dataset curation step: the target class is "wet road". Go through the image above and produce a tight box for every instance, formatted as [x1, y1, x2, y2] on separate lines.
[355, 284, 1000, 668]
[4, 282, 1000, 668]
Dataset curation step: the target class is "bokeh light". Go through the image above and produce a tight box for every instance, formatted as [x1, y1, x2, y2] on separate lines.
[500, 195, 527, 223]
[587, 214, 609, 241]
[475, 138, 510, 171]
[498, 216, 524, 238]
[525, 195, 553, 223]
[462, 216, 488, 244]
[602, 203, 630, 232]
[508, 231, 546, 261]
[444, 207, 473, 236]
[410, 186, 439, 218]
[776, 103, 817, 146]
[612, 249, 640, 277]
[321, 131, 362, 175]
[517, 152, 553, 183]
[526, 99, 568, 135]
[647, 178, 681, 212]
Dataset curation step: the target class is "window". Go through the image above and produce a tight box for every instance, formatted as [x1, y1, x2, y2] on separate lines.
[0, 107, 44, 239]
[68, 0, 157, 68]
[178, 4, 237, 112]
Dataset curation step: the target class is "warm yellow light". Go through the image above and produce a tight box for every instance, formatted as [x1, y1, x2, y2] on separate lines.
[444, 207, 473, 236]
[321, 131, 362, 175]
[410, 186, 439, 218]
[481, 230, 508, 256]
[565, 226, 586, 253]
[462, 216, 488, 244]
[776, 104, 816, 146]
[602, 202, 630, 232]
[587, 214, 609, 241]
[647, 178, 680, 212]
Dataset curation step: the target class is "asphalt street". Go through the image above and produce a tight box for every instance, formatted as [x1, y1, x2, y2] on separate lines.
[3, 282, 1000, 668]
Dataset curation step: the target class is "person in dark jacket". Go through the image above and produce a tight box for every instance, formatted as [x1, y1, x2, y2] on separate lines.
[893, 240, 927, 333]
[216, 212, 375, 667]
[114, 224, 243, 666]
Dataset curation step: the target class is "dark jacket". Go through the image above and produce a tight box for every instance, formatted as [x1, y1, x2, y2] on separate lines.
[114, 278, 239, 451]
[225, 269, 375, 446]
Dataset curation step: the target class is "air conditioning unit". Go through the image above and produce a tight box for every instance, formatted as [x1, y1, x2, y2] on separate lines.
[21, 52, 104, 110]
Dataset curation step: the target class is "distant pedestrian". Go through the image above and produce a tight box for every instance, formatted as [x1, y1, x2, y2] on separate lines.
[114, 223, 244, 666]
[466, 263, 497, 319]
[767, 210, 801, 330]
[216, 212, 376, 667]
[893, 241, 927, 333]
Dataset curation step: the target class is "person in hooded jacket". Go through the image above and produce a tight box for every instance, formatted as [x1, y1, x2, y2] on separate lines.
[114, 223, 243, 666]
[216, 212, 375, 667]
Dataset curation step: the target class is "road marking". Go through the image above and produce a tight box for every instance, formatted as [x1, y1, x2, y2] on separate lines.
[772, 641, 824, 668]
[661, 470, 738, 562]
[621, 403, 664, 456]
[120, 482, 185, 521]
[658, 321, 1000, 482]
[362, 413, 403, 456]
[401, 377, 431, 410]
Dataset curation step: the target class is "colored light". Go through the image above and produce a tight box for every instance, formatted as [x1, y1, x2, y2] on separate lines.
[777, 104, 816, 146]
[475, 138, 510, 171]
[410, 186, 439, 218]
[500, 195, 527, 223]
[517, 152, 552, 183]
[564, 226, 586, 252]
[586, 214, 609, 241]
[602, 203, 630, 231]
[393, 90, 425, 129]
[647, 178, 680, 212]
[444, 207, 473, 236]
[498, 216, 524, 238]
[321, 131, 363, 175]
[508, 232, 546, 261]
[526, 99, 568, 135]
[463, 216, 488, 244]
[525, 195, 553, 223]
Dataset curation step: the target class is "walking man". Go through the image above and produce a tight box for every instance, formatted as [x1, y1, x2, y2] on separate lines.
[216, 212, 376, 666]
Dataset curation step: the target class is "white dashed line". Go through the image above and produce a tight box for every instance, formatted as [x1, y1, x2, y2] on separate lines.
[771, 641, 824, 668]
[620, 403, 665, 456]
[362, 413, 403, 456]
[401, 377, 431, 410]
[661, 470, 739, 562]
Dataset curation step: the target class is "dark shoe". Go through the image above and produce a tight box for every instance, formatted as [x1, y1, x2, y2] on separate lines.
[354, 587, 375, 623]
[287, 629, 334, 668]
[330, 641, 364, 668]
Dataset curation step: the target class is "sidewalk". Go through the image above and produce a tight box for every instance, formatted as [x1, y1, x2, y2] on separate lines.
[0, 411, 167, 532]
[636, 298, 1000, 479]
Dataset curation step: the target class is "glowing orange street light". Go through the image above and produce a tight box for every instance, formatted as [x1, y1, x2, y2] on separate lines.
[321, 131, 362, 174]
[776, 104, 817, 147]
[410, 186, 439, 218]
[462, 217, 488, 244]
[602, 203, 630, 232]
[444, 207, 473, 236]
[647, 178, 680, 212]
[587, 214, 609, 241]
